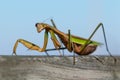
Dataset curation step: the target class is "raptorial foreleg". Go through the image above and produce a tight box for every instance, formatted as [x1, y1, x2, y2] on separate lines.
[12, 39, 42, 55]
[13, 30, 49, 55]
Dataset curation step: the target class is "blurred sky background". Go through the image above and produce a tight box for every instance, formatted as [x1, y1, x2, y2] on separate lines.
[0, 0, 120, 55]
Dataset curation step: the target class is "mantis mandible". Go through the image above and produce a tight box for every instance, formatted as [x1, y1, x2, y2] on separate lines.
[12, 19, 116, 63]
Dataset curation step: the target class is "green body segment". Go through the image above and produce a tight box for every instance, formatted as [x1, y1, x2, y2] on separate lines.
[71, 35, 102, 45]
[51, 19, 102, 46]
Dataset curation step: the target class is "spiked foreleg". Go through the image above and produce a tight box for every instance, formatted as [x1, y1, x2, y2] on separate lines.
[50, 19, 61, 48]
[49, 30, 61, 49]
[13, 31, 49, 55]
[40, 30, 49, 51]
[12, 39, 41, 55]
[13, 39, 19, 55]
[49, 30, 63, 55]
[50, 19, 65, 55]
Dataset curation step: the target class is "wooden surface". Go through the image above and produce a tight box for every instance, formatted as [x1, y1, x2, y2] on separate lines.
[0, 56, 120, 80]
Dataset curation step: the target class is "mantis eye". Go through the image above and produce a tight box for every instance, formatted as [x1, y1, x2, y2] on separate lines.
[35, 23, 39, 27]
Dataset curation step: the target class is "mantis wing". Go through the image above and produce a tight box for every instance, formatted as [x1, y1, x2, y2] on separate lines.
[71, 35, 102, 45]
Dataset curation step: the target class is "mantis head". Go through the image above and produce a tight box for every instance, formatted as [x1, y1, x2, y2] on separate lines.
[35, 23, 50, 33]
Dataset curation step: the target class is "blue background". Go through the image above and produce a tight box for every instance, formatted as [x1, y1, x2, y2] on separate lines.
[0, 0, 119, 55]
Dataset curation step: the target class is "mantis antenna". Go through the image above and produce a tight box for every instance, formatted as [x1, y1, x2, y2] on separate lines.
[42, 17, 54, 23]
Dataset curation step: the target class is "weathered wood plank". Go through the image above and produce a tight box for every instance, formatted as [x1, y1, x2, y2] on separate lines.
[0, 56, 120, 80]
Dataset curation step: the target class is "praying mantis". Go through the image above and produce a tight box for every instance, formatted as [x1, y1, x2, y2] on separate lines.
[12, 19, 116, 64]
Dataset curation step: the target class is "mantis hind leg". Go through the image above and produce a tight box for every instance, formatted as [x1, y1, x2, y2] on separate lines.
[12, 39, 41, 55]
[80, 23, 116, 64]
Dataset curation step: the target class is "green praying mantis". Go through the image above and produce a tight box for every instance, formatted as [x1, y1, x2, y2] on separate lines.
[12, 19, 116, 64]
